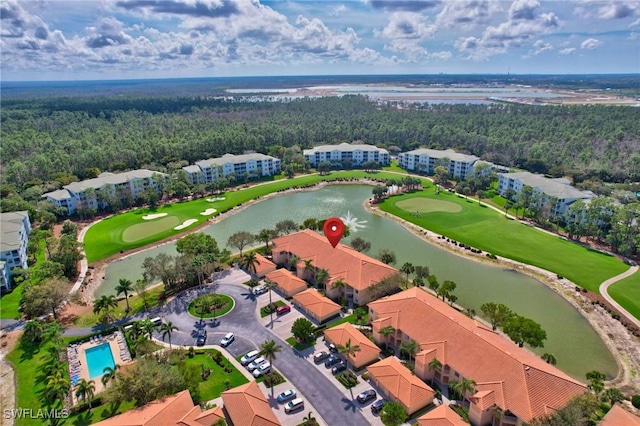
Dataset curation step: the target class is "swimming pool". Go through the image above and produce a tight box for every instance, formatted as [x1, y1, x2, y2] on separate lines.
[85, 343, 115, 379]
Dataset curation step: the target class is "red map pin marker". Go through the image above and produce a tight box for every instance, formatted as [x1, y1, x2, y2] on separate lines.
[323, 217, 345, 248]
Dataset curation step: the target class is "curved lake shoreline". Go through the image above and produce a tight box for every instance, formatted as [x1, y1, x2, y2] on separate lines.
[85, 181, 640, 386]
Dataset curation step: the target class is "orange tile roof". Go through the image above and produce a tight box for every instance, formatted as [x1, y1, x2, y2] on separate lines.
[272, 229, 398, 291]
[324, 323, 380, 364]
[417, 404, 468, 426]
[265, 268, 307, 294]
[367, 357, 435, 411]
[253, 253, 276, 276]
[368, 288, 588, 422]
[178, 405, 225, 426]
[93, 390, 215, 426]
[599, 404, 640, 426]
[293, 289, 341, 319]
[221, 381, 281, 426]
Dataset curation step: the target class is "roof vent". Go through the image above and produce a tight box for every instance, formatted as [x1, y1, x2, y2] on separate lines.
[524, 366, 530, 371]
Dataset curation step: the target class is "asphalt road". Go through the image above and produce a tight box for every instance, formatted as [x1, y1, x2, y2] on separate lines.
[154, 269, 371, 426]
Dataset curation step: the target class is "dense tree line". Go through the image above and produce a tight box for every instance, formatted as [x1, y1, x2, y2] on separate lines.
[2, 96, 639, 195]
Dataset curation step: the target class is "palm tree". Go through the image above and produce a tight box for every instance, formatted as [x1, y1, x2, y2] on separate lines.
[23, 319, 45, 343]
[45, 371, 69, 406]
[542, 353, 557, 365]
[459, 378, 476, 402]
[314, 268, 330, 290]
[338, 338, 361, 368]
[379, 326, 396, 344]
[288, 254, 300, 271]
[331, 278, 347, 298]
[115, 279, 134, 313]
[101, 365, 119, 388]
[400, 262, 414, 281]
[302, 259, 315, 280]
[141, 319, 156, 340]
[301, 411, 317, 426]
[399, 339, 418, 363]
[257, 229, 274, 253]
[160, 321, 179, 349]
[240, 252, 260, 275]
[264, 280, 276, 327]
[93, 295, 118, 325]
[427, 358, 442, 385]
[75, 379, 96, 409]
[260, 340, 282, 396]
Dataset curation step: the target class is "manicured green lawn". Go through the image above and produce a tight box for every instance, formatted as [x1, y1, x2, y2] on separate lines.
[84, 171, 409, 263]
[183, 349, 248, 400]
[73, 286, 164, 327]
[187, 294, 234, 318]
[379, 190, 629, 292]
[607, 271, 640, 320]
[260, 300, 286, 318]
[1, 284, 23, 319]
[285, 336, 314, 351]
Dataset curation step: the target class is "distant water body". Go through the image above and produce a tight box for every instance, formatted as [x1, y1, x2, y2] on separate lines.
[2, 74, 635, 99]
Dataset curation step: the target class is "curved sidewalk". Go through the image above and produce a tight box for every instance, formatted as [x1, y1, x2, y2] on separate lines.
[599, 265, 640, 328]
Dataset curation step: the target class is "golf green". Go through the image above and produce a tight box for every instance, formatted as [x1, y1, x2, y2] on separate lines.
[396, 197, 462, 213]
[122, 216, 181, 242]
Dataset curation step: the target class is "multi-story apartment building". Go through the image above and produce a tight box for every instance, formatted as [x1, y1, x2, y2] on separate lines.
[369, 288, 588, 426]
[43, 169, 167, 215]
[0, 211, 31, 291]
[398, 148, 479, 179]
[183, 153, 281, 184]
[303, 143, 390, 167]
[271, 229, 398, 306]
[497, 172, 596, 216]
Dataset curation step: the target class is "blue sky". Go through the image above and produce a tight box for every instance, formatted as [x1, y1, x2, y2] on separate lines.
[1, 0, 639, 81]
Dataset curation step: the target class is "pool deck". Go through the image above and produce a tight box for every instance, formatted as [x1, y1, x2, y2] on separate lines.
[67, 331, 132, 404]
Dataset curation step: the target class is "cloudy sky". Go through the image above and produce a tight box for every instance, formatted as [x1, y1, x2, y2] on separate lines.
[1, 0, 639, 81]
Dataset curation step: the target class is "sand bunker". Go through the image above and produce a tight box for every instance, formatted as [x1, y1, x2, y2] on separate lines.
[200, 208, 217, 216]
[174, 219, 198, 230]
[206, 197, 226, 202]
[142, 213, 168, 220]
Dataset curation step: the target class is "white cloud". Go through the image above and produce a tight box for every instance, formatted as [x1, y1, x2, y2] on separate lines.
[436, 1, 502, 28]
[573, 0, 640, 20]
[528, 39, 553, 55]
[378, 12, 437, 59]
[429, 50, 452, 60]
[331, 4, 347, 17]
[455, 0, 560, 59]
[559, 47, 577, 54]
[580, 37, 602, 49]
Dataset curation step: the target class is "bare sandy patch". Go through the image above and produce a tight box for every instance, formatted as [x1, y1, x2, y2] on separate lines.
[206, 197, 226, 202]
[142, 213, 168, 220]
[200, 208, 217, 216]
[174, 219, 198, 230]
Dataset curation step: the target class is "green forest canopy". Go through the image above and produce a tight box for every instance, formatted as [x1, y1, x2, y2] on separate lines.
[2, 95, 640, 190]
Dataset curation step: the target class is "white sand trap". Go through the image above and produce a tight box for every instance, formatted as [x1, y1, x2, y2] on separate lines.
[174, 219, 198, 230]
[206, 197, 226, 202]
[142, 213, 168, 220]
[200, 208, 217, 216]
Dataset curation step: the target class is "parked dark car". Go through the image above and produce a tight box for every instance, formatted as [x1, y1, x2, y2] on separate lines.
[371, 399, 387, 414]
[331, 361, 347, 375]
[196, 329, 207, 346]
[324, 355, 341, 368]
[313, 351, 330, 364]
[356, 389, 377, 404]
[371, 399, 386, 414]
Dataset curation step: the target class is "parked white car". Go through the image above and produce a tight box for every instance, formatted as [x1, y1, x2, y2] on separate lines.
[247, 357, 266, 371]
[240, 350, 260, 365]
[252, 362, 271, 378]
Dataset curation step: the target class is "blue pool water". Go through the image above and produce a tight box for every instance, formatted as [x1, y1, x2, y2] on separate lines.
[85, 343, 115, 379]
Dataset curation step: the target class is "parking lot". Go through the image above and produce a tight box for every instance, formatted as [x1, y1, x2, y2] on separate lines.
[259, 380, 327, 426]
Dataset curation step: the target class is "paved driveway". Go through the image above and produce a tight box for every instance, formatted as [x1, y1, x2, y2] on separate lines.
[152, 269, 371, 426]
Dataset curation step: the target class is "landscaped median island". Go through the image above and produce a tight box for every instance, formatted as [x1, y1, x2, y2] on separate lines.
[187, 294, 234, 319]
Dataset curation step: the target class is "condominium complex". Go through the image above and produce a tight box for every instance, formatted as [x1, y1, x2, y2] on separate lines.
[368, 288, 587, 425]
[43, 169, 167, 216]
[303, 143, 390, 167]
[0, 211, 31, 291]
[398, 148, 480, 179]
[497, 171, 596, 216]
[271, 229, 398, 305]
[182, 153, 281, 184]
